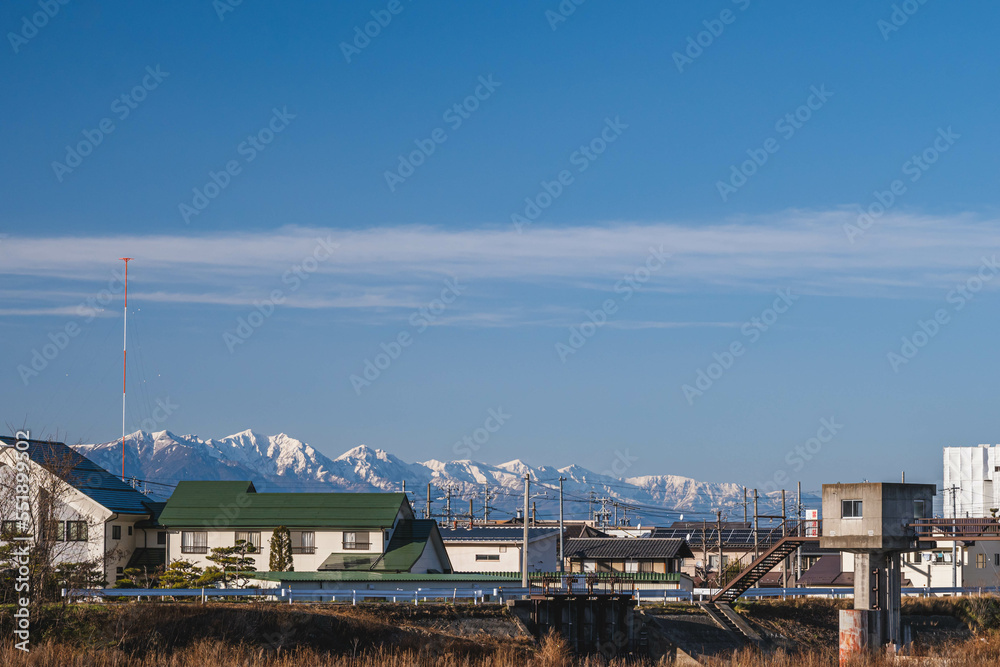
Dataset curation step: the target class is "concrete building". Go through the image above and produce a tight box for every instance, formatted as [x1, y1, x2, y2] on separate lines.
[943, 445, 1000, 518]
[158, 481, 451, 576]
[821, 482, 936, 654]
[439, 526, 560, 573]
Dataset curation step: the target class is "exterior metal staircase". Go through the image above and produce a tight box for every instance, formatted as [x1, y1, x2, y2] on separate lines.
[711, 536, 818, 604]
[697, 602, 761, 642]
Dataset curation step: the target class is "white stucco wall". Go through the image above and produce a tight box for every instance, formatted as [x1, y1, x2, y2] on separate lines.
[445, 533, 558, 572]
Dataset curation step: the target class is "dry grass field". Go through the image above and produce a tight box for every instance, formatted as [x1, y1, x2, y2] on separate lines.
[0, 597, 998, 666]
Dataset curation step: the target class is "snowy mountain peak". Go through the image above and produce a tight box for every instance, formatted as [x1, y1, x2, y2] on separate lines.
[335, 444, 379, 461]
[71, 430, 810, 521]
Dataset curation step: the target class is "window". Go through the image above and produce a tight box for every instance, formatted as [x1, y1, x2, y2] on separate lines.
[292, 531, 316, 554]
[624, 561, 638, 573]
[913, 500, 927, 519]
[112, 525, 121, 540]
[1, 520, 20, 538]
[66, 521, 88, 542]
[842, 500, 863, 518]
[235, 531, 261, 553]
[640, 561, 655, 574]
[128, 526, 133, 536]
[977, 553, 987, 569]
[116, 567, 123, 575]
[995, 554, 999, 567]
[343, 531, 370, 550]
[157, 531, 167, 545]
[43, 520, 65, 542]
[181, 531, 208, 554]
[475, 554, 500, 561]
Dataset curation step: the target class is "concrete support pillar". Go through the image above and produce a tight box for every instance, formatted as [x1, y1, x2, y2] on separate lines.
[849, 551, 903, 652]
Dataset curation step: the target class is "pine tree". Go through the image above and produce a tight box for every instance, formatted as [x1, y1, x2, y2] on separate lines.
[207, 541, 258, 588]
[269, 525, 294, 572]
[158, 560, 203, 589]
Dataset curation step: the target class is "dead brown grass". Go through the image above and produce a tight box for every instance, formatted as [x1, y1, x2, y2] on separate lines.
[2, 598, 1000, 666]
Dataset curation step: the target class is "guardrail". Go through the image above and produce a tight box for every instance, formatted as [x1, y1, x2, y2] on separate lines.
[62, 584, 1000, 605]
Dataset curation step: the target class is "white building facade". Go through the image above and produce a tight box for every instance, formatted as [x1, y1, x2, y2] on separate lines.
[943, 445, 1000, 518]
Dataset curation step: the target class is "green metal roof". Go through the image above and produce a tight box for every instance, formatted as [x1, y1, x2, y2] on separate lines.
[252, 571, 515, 582]
[319, 553, 380, 571]
[377, 519, 437, 572]
[316, 520, 446, 573]
[158, 481, 410, 528]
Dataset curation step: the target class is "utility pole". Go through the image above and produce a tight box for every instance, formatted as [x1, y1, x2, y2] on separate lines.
[558, 477, 566, 573]
[796, 481, 802, 586]
[614, 502, 618, 527]
[531, 501, 537, 526]
[402, 480, 406, 494]
[446, 486, 452, 524]
[522, 473, 530, 589]
[781, 489, 787, 589]
[753, 489, 759, 560]
[743, 486, 748, 524]
[468, 499, 474, 527]
[701, 519, 709, 585]
[594, 497, 612, 528]
[483, 484, 492, 522]
[716, 511, 724, 585]
[589, 491, 595, 523]
[426, 483, 432, 520]
[944, 485, 959, 587]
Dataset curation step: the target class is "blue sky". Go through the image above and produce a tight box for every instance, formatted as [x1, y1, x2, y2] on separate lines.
[3, 1, 1000, 493]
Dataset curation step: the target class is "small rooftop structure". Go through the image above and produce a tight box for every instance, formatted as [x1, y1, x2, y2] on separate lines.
[821, 482, 935, 552]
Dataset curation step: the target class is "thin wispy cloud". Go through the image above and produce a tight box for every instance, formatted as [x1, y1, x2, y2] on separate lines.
[2, 211, 999, 326]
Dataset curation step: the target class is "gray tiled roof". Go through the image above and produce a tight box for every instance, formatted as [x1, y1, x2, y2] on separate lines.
[565, 538, 693, 560]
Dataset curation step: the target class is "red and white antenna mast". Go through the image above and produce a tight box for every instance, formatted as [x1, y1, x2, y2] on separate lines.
[120, 257, 132, 482]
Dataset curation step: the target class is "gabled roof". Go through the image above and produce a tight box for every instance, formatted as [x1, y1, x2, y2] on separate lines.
[378, 519, 444, 571]
[796, 554, 854, 586]
[439, 526, 559, 543]
[319, 519, 450, 573]
[564, 538, 693, 560]
[0, 436, 154, 515]
[564, 524, 610, 539]
[158, 480, 412, 528]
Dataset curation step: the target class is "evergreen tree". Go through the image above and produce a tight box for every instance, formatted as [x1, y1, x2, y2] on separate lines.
[158, 560, 203, 589]
[207, 540, 257, 588]
[269, 526, 294, 572]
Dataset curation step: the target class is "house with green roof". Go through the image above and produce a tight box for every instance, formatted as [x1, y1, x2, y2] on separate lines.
[158, 481, 453, 580]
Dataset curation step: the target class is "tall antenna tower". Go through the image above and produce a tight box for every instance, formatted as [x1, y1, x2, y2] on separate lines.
[119, 257, 132, 482]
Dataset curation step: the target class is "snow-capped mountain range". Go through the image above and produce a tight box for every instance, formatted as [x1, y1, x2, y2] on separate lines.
[72, 430, 813, 523]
